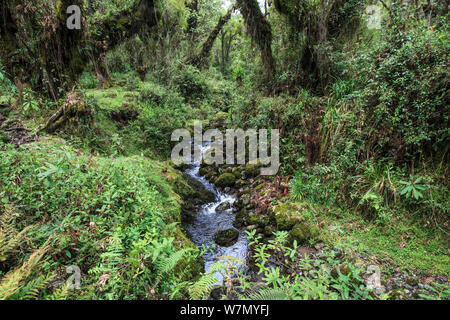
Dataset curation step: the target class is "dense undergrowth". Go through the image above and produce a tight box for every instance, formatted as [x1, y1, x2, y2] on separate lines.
[0, 137, 205, 299]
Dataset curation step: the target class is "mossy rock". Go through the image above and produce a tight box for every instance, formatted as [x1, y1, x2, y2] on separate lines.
[214, 229, 239, 247]
[205, 171, 217, 181]
[199, 166, 211, 177]
[264, 225, 273, 236]
[330, 264, 352, 279]
[232, 167, 242, 179]
[289, 222, 315, 244]
[233, 208, 248, 228]
[214, 173, 236, 188]
[163, 168, 195, 200]
[196, 189, 216, 203]
[248, 216, 258, 225]
[173, 229, 205, 280]
[273, 202, 308, 230]
[222, 167, 233, 174]
[245, 160, 261, 177]
[168, 158, 188, 171]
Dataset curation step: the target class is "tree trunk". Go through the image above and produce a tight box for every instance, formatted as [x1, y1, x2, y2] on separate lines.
[192, 7, 234, 69]
[0, 0, 159, 98]
[236, 0, 276, 79]
[92, 53, 112, 89]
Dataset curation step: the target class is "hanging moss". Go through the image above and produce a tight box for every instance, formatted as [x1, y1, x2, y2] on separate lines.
[236, 0, 276, 79]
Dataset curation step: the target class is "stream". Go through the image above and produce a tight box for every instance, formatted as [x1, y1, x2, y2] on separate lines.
[184, 142, 249, 282]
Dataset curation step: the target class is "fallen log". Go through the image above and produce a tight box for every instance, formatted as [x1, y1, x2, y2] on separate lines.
[40, 91, 93, 133]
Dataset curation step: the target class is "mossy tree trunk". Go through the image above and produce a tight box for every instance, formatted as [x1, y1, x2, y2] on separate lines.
[192, 6, 234, 69]
[92, 51, 112, 89]
[0, 0, 159, 98]
[273, 0, 364, 90]
[236, 0, 276, 80]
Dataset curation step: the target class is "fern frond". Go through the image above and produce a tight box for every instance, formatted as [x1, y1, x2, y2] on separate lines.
[0, 205, 35, 262]
[46, 284, 70, 300]
[246, 287, 291, 300]
[155, 248, 191, 275]
[188, 273, 219, 300]
[0, 237, 53, 300]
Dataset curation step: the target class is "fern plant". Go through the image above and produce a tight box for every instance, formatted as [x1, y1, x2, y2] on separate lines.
[0, 237, 54, 300]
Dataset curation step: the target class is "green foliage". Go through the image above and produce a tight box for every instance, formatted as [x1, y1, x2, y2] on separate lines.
[239, 230, 374, 300]
[173, 65, 208, 101]
[0, 63, 15, 95]
[0, 139, 201, 299]
[21, 88, 40, 112]
[349, 18, 449, 159]
[399, 175, 429, 200]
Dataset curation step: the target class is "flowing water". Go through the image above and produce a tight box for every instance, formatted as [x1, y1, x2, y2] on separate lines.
[184, 143, 249, 281]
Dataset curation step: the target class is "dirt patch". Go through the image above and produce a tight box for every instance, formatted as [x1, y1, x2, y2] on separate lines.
[109, 107, 139, 129]
[0, 105, 36, 146]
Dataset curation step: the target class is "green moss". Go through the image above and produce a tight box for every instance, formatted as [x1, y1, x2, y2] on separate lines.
[214, 229, 239, 247]
[273, 202, 308, 230]
[223, 167, 233, 174]
[254, 183, 264, 191]
[245, 159, 262, 177]
[214, 173, 236, 188]
[117, 17, 131, 31]
[248, 215, 260, 225]
[289, 222, 316, 244]
[162, 165, 196, 201]
[85, 86, 139, 111]
[232, 167, 242, 179]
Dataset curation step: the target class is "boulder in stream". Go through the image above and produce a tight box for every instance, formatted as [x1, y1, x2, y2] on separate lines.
[216, 201, 232, 212]
[214, 173, 236, 188]
[214, 228, 239, 247]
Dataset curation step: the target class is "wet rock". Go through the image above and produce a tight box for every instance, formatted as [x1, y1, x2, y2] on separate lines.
[216, 201, 232, 212]
[245, 160, 261, 178]
[214, 173, 236, 188]
[214, 229, 239, 247]
[264, 225, 273, 236]
[196, 189, 216, 203]
[233, 208, 249, 228]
